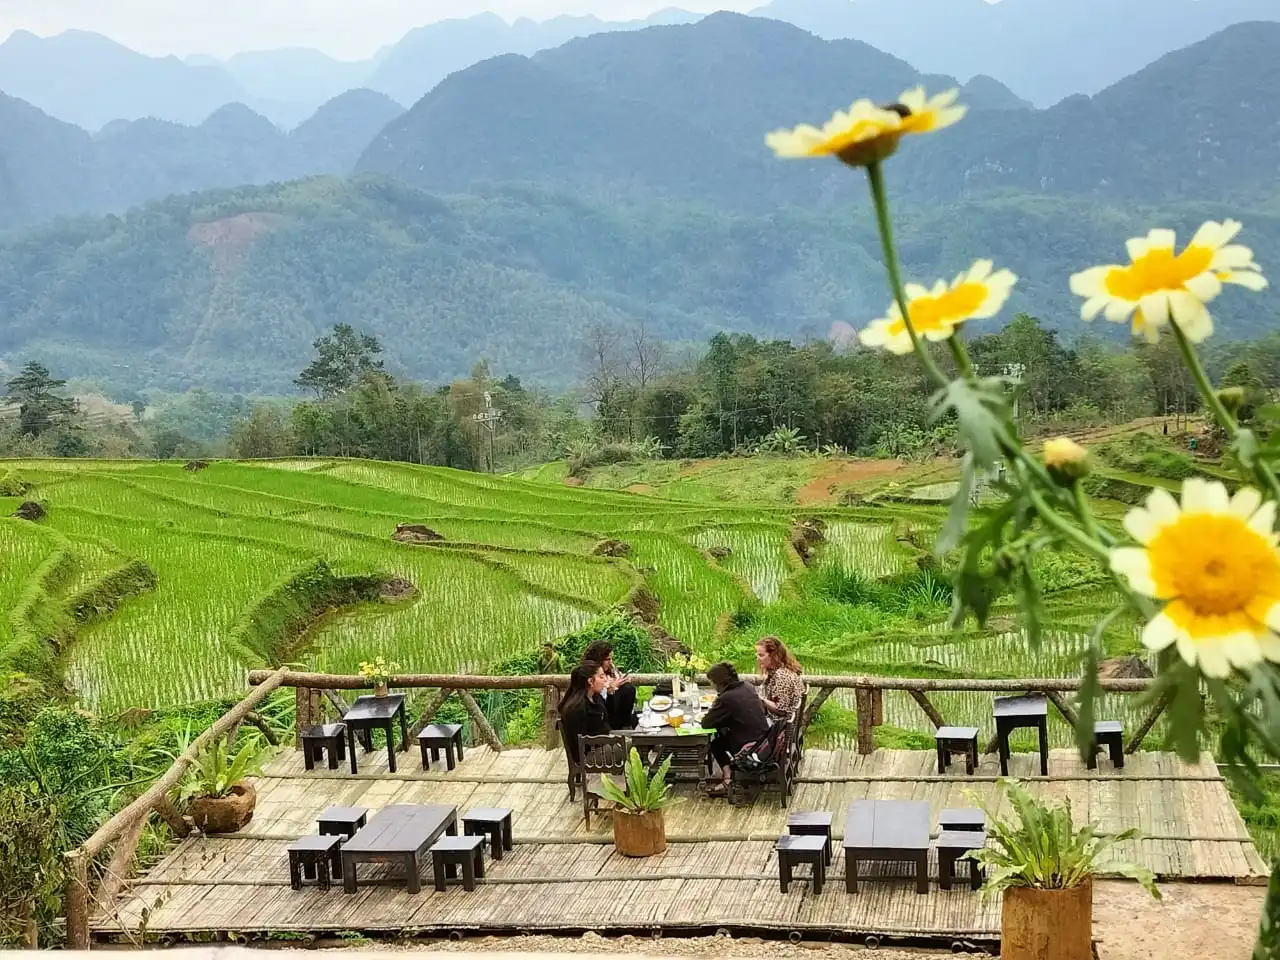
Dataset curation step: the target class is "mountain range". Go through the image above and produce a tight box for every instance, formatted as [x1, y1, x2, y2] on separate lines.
[0, 14, 1277, 394]
[1, 0, 1276, 130]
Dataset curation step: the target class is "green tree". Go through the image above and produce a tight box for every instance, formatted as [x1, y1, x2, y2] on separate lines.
[295, 324, 386, 400]
[4, 362, 78, 438]
[230, 406, 295, 458]
[1221, 359, 1268, 423]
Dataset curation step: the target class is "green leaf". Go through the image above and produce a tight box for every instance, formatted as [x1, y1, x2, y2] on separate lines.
[938, 454, 976, 552]
[930, 377, 1011, 468]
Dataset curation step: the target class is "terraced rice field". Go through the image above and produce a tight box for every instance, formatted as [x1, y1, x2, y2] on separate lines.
[0, 457, 1138, 742]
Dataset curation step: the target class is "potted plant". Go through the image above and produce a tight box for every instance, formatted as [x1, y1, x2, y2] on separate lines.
[595, 748, 679, 857]
[359, 656, 399, 698]
[179, 737, 266, 834]
[969, 779, 1159, 960]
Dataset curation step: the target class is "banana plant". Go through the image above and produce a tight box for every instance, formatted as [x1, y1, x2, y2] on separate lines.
[595, 748, 679, 813]
[967, 778, 1160, 899]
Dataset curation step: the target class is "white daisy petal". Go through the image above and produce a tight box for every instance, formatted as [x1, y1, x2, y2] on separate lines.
[1146, 228, 1177, 251]
[1069, 267, 1109, 297]
[1229, 487, 1263, 521]
[1181, 477, 1229, 515]
[1212, 244, 1257, 270]
[1168, 292, 1214, 342]
[1111, 547, 1158, 596]
[1248, 501, 1277, 537]
[1183, 271, 1222, 302]
[1104, 298, 1138, 323]
[1222, 631, 1265, 671]
[1222, 270, 1268, 292]
[1195, 638, 1233, 679]
[1126, 237, 1152, 261]
[1139, 291, 1171, 328]
[1144, 487, 1181, 527]
[1142, 611, 1179, 652]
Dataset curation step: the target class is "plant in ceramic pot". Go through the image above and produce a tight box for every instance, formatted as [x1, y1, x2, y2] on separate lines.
[358, 656, 399, 698]
[970, 779, 1159, 960]
[178, 737, 266, 834]
[595, 748, 679, 857]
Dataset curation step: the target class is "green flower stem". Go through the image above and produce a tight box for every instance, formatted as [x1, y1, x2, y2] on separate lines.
[1072, 481, 1108, 547]
[947, 336, 975, 379]
[1172, 323, 1280, 505]
[866, 162, 949, 389]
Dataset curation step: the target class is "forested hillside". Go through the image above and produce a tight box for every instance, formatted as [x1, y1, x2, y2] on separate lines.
[2, 177, 1276, 393]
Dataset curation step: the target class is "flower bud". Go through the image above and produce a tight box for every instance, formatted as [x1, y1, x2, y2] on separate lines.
[1043, 437, 1091, 484]
[1217, 386, 1246, 414]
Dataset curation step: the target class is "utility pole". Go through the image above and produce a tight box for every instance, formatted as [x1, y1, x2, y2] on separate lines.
[471, 391, 503, 473]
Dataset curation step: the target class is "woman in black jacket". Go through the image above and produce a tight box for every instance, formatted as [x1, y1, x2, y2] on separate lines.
[582, 640, 638, 729]
[558, 661, 611, 769]
[701, 661, 770, 797]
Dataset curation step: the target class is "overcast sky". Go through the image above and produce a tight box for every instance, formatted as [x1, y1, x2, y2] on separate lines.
[0, 0, 761, 59]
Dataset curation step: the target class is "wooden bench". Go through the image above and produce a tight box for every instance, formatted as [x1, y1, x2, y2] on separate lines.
[418, 723, 465, 771]
[301, 723, 347, 771]
[430, 834, 488, 892]
[934, 725, 979, 775]
[937, 830, 987, 890]
[776, 833, 827, 894]
[786, 811, 833, 866]
[462, 807, 514, 861]
[318, 805, 367, 839]
[287, 834, 343, 891]
[938, 808, 985, 833]
[1089, 720, 1125, 770]
[994, 694, 1049, 776]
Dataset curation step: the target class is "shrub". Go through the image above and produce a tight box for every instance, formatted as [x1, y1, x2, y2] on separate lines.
[555, 612, 662, 673]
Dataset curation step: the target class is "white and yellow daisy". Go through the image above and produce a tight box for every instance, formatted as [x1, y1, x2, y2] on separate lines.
[858, 260, 1017, 354]
[1110, 478, 1280, 678]
[766, 87, 965, 168]
[1069, 220, 1267, 344]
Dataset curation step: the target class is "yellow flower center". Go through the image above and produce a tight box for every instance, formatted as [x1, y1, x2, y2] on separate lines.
[1104, 244, 1215, 300]
[1149, 513, 1280, 617]
[887, 282, 987, 337]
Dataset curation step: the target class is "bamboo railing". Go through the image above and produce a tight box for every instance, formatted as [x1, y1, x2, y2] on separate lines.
[65, 668, 1160, 949]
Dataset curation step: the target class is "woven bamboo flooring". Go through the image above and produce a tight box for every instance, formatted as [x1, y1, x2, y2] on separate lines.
[93, 746, 1267, 944]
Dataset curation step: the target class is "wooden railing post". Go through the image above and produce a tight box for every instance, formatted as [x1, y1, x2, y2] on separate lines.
[294, 684, 312, 748]
[64, 849, 91, 950]
[855, 687, 876, 754]
[543, 685, 560, 750]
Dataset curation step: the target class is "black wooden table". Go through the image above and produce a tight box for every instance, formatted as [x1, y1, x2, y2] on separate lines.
[340, 803, 458, 894]
[843, 799, 930, 894]
[343, 694, 409, 774]
[993, 694, 1049, 776]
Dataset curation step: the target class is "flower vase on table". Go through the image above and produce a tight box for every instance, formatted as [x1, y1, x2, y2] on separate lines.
[358, 656, 399, 700]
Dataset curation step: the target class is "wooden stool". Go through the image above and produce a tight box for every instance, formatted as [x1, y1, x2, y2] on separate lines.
[418, 723, 465, 771]
[1089, 720, 1125, 770]
[937, 830, 986, 890]
[935, 725, 979, 775]
[430, 834, 487, 891]
[786, 811, 833, 866]
[288, 834, 343, 891]
[318, 805, 367, 839]
[462, 807, 514, 860]
[301, 723, 347, 771]
[938, 808, 986, 833]
[776, 833, 827, 894]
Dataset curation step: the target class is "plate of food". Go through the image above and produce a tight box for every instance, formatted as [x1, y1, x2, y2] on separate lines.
[700, 693, 716, 708]
[648, 696, 673, 712]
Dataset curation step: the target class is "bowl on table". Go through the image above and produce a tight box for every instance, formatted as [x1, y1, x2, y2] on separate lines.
[700, 694, 716, 708]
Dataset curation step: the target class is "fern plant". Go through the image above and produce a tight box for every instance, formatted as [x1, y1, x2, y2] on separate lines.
[177, 737, 266, 802]
[595, 748, 679, 814]
[968, 779, 1160, 899]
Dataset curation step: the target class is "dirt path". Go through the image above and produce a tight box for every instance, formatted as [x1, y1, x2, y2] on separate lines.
[1092, 879, 1265, 960]
[794, 458, 908, 504]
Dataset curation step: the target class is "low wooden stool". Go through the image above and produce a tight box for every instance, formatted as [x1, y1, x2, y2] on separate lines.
[776, 833, 827, 894]
[318, 805, 367, 839]
[288, 834, 343, 891]
[935, 725, 980, 775]
[1088, 721, 1125, 770]
[786, 811, 833, 866]
[938, 808, 986, 833]
[418, 723, 465, 771]
[462, 807, 514, 860]
[301, 723, 347, 771]
[937, 830, 986, 890]
[430, 834, 487, 891]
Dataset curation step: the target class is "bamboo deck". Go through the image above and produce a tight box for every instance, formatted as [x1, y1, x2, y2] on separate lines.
[94, 746, 1267, 946]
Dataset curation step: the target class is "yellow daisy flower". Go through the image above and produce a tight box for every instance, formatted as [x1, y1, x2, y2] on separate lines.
[1069, 220, 1267, 343]
[1110, 478, 1280, 678]
[858, 260, 1017, 354]
[766, 87, 965, 168]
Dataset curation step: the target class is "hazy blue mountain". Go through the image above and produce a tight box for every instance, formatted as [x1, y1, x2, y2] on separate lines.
[753, 0, 1280, 106]
[217, 48, 374, 109]
[289, 89, 405, 174]
[363, 9, 700, 108]
[358, 15, 1280, 211]
[0, 29, 251, 129]
[0, 92, 98, 225]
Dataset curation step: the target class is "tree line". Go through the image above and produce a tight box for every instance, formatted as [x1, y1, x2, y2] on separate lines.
[4, 315, 1278, 468]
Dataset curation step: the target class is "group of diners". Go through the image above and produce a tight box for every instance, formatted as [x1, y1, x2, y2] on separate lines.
[558, 635, 805, 798]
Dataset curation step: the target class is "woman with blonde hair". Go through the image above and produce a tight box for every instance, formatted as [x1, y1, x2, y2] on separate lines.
[754, 635, 805, 719]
